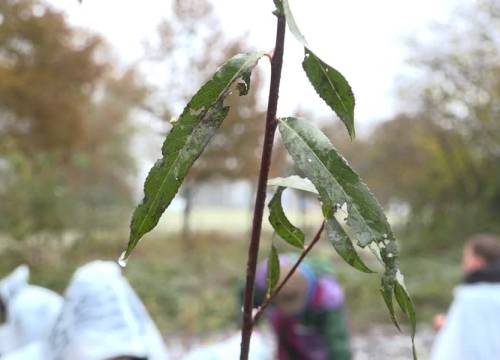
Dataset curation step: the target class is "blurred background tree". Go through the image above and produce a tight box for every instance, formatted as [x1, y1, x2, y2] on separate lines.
[323, 0, 500, 254]
[391, 0, 499, 251]
[0, 0, 147, 241]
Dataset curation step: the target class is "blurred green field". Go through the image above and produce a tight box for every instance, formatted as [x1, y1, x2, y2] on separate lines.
[156, 206, 324, 234]
[0, 207, 462, 340]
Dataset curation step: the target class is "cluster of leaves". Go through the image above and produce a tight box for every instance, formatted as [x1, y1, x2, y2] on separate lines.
[125, 0, 416, 355]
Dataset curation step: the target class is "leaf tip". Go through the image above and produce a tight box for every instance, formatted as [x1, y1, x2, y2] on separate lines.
[347, 126, 356, 140]
[117, 250, 129, 268]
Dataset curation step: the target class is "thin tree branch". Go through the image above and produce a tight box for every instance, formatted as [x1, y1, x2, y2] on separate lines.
[252, 221, 326, 323]
[239, 13, 286, 360]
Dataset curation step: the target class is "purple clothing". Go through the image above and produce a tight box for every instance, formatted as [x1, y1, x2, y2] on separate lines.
[270, 312, 330, 359]
[256, 255, 351, 360]
[256, 255, 344, 311]
[311, 277, 345, 310]
[269, 275, 345, 359]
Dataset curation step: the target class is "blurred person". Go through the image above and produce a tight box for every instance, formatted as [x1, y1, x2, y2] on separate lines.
[2, 260, 169, 360]
[430, 234, 500, 360]
[254, 254, 352, 360]
[0, 265, 63, 355]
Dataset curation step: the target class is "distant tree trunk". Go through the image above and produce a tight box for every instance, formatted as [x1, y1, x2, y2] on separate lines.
[248, 181, 257, 235]
[182, 184, 193, 239]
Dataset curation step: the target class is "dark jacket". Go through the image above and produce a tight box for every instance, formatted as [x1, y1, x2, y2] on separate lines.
[464, 261, 500, 284]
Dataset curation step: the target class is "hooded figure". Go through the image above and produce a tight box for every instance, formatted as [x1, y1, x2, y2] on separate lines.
[430, 234, 500, 360]
[255, 254, 352, 360]
[3, 261, 169, 360]
[0, 265, 63, 355]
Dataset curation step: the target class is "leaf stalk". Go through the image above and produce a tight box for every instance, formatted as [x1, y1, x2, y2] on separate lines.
[252, 221, 325, 323]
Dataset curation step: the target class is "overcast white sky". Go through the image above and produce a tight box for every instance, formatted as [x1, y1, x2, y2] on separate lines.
[47, 0, 465, 132]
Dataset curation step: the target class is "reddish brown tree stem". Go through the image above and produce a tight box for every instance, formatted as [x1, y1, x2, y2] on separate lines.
[240, 13, 286, 360]
[252, 221, 326, 323]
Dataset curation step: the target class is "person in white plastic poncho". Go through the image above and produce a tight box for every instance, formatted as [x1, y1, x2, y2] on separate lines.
[0, 265, 63, 355]
[430, 233, 500, 360]
[2, 261, 169, 360]
[182, 329, 274, 360]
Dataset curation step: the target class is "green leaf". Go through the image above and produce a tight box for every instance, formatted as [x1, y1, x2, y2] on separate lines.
[380, 268, 400, 331]
[278, 117, 393, 248]
[266, 245, 281, 296]
[379, 239, 418, 359]
[268, 187, 305, 249]
[282, 0, 308, 46]
[125, 52, 264, 258]
[303, 49, 356, 138]
[394, 275, 417, 359]
[268, 176, 373, 272]
[378, 237, 400, 329]
[268, 175, 318, 195]
[279, 116, 415, 354]
[394, 277, 416, 335]
[325, 216, 374, 273]
[282, 2, 356, 139]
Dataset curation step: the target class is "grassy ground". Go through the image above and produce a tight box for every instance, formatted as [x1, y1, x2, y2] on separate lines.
[0, 214, 462, 340]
